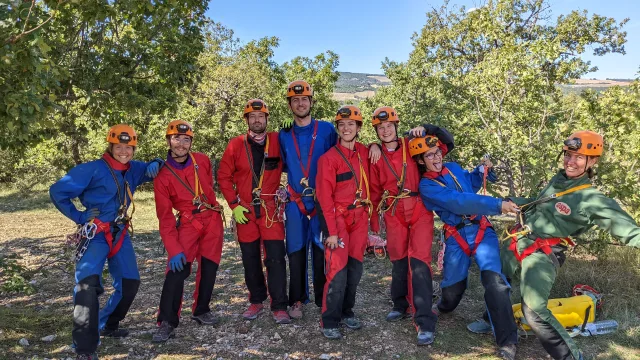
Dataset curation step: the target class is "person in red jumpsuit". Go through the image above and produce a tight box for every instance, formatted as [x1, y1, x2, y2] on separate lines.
[368, 106, 437, 345]
[218, 99, 290, 324]
[152, 120, 225, 342]
[316, 105, 372, 340]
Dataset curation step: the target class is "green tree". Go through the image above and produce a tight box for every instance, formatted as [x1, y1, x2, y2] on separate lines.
[1, 0, 208, 158]
[371, 0, 628, 197]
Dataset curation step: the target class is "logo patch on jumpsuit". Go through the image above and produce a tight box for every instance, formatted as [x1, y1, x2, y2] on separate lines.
[555, 202, 571, 215]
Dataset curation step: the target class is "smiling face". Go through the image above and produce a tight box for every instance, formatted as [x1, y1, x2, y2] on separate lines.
[288, 95, 312, 118]
[247, 111, 267, 134]
[111, 143, 134, 164]
[337, 119, 360, 143]
[420, 146, 443, 172]
[563, 150, 598, 178]
[375, 122, 397, 143]
[167, 134, 192, 159]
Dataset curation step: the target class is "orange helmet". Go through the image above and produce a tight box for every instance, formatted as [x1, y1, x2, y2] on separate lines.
[243, 99, 269, 117]
[371, 106, 400, 126]
[106, 124, 138, 147]
[563, 131, 603, 157]
[166, 120, 194, 137]
[287, 80, 313, 98]
[334, 105, 363, 123]
[408, 135, 440, 158]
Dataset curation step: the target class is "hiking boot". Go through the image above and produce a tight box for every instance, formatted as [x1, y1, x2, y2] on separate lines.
[152, 321, 175, 343]
[273, 310, 291, 324]
[341, 317, 362, 330]
[321, 327, 342, 340]
[242, 303, 264, 320]
[417, 330, 435, 346]
[467, 319, 493, 334]
[191, 311, 219, 326]
[498, 344, 517, 360]
[288, 301, 303, 319]
[386, 309, 409, 322]
[100, 327, 129, 338]
[76, 354, 99, 360]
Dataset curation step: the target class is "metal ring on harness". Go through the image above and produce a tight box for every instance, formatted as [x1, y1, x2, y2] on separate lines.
[301, 187, 315, 197]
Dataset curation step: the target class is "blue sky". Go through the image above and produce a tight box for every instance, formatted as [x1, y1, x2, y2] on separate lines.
[208, 0, 640, 79]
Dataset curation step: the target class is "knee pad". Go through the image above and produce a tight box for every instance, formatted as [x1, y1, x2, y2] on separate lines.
[121, 278, 140, 301]
[76, 274, 104, 296]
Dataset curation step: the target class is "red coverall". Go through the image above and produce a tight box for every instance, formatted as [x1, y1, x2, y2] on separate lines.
[217, 133, 288, 310]
[370, 138, 437, 332]
[316, 142, 371, 329]
[154, 152, 224, 327]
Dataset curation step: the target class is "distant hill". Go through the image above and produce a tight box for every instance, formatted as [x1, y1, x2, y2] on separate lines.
[332, 72, 633, 102]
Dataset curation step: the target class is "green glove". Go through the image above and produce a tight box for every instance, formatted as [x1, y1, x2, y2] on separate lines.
[232, 205, 250, 224]
[282, 118, 293, 131]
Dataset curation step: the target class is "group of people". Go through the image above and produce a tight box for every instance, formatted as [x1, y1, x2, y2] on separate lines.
[50, 80, 640, 360]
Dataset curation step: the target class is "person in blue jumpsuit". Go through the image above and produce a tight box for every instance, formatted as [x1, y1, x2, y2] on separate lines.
[408, 125, 520, 360]
[50, 124, 162, 360]
[279, 80, 337, 319]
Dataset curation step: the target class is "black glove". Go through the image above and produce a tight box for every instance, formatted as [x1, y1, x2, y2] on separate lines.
[423, 124, 455, 153]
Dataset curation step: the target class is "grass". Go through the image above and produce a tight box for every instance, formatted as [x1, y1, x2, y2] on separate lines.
[1, 187, 639, 359]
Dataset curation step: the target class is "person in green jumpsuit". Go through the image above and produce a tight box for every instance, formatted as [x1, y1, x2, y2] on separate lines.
[501, 130, 640, 360]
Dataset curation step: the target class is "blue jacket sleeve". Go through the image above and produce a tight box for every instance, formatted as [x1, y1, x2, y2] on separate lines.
[49, 163, 95, 224]
[468, 165, 497, 193]
[419, 179, 503, 216]
[132, 160, 154, 186]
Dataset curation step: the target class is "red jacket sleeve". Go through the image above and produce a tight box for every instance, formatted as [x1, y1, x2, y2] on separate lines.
[217, 140, 240, 209]
[153, 174, 183, 258]
[316, 153, 339, 237]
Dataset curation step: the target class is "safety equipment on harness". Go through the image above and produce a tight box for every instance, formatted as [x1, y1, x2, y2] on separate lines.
[333, 145, 372, 217]
[289, 120, 319, 218]
[480, 154, 491, 195]
[106, 124, 138, 146]
[287, 80, 313, 98]
[366, 233, 387, 258]
[501, 183, 591, 261]
[377, 138, 415, 216]
[162, 153, 226, 227]
[408, 135, 440, 158]
[101, 158, 136, 227]
[66, 220, 98, 263]
[166, 120, 194, 138]
[243, 99, 269, 117]
[562, 131, 603, 157]
[371, 106, 400, 126]
[334, 105, 363, 123]
[232, 205, 250, 224]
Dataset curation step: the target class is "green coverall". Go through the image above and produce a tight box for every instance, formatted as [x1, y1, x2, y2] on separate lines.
[501, 170, 640, 360]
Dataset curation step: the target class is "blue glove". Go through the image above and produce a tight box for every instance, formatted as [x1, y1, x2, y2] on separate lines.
[169, 252, 187, 272]
[145, 159, 164, 179]
[79, 207, 100, 224]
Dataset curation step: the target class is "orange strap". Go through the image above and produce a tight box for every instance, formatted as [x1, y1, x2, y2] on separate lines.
[442, 216, 491, 257]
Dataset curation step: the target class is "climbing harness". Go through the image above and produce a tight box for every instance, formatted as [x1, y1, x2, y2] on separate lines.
[334, 145, 373, 217]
